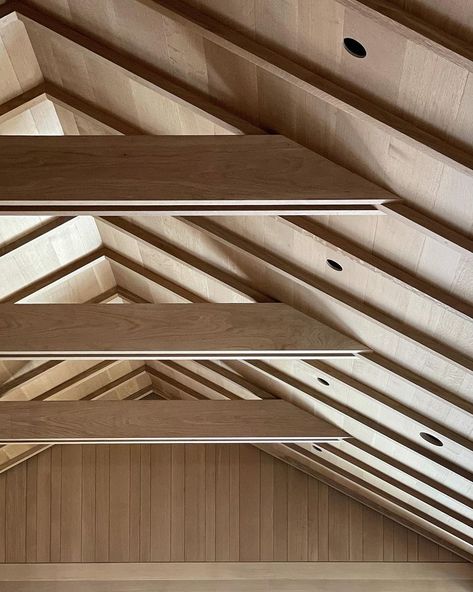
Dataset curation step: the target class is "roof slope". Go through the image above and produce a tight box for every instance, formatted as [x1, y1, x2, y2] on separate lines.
[0, 0, 471, 560]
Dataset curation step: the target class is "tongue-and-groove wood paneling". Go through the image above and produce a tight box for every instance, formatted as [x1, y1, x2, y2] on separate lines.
[0, 443, 462, 563]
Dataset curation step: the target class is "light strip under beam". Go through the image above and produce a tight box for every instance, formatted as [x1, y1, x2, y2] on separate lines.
[0, 400, 349, 444]
[0, 304, 367, 360]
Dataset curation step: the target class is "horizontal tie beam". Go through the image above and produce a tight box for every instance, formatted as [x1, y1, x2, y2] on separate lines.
[0, 136, 396, 215]
[0, 304, 367, 360]
[0, 400, 349, 444]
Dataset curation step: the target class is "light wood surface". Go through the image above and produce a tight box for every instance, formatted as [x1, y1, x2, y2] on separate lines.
[0, 303, 366, 359]
[0, 444, 460, 563]
[0, 400, 347, 443]
[0, 0, 471, 563]
[0, 136, 394, 213]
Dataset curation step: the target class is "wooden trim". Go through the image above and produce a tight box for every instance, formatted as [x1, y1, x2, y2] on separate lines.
[0, 204, 384, 216]
[0, 400, 348, 444]
[0, 562, 471, 581]
[0, 303, 366, 359]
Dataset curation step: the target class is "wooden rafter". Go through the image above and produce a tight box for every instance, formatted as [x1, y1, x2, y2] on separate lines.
[147, 0, 473, 177]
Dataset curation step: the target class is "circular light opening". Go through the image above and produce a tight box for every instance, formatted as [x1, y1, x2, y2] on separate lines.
[313, 445, 323, 452]
[317, 377, 330, 386]
[343, 37, 367, 58]
[327, 259, 343, 271]
[420, 432, 443, 447]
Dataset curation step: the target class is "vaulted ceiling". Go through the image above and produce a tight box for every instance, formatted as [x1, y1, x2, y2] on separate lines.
[0, 0, 471, 561]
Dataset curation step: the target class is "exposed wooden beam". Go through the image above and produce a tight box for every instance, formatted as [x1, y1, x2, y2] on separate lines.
[98, 217, 272, 303]
[101, 225, 473, 472]
[43, 81, 145, 135]
[9, 1, 260, 135]
[0, 83, 47, 123]
[0, 248, 106, 303]
[306, 360, 473, 455]
[0, 216, 72, 258]
[180, 217, 473, 373]
[380, 202, 473, 258]
[147, 0, 473, 179]
[277, 443, 473, 560]
[0, 303, 366, 359]
[283, 215, 473, 321]
[0, 136, 395, 214]
[147, 358, 473, 560]
[0, 11, 466, 248]
[0, 400, 348, 444]
[246, 360, 473, 484]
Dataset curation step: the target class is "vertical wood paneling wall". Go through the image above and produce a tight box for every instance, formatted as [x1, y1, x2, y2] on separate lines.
[0, 444, 462, 563]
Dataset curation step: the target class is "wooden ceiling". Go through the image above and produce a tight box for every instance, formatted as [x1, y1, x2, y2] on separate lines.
[0, 0, 471, 562]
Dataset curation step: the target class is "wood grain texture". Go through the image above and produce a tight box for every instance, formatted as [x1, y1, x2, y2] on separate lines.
[0, 303, 367, 359]
[0, 136, 394, 211]
[0, 400, 347, 444]
[0, 443, 461, 564]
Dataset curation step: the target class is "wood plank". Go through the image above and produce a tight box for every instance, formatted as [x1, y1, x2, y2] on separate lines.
[0, 400, 347, 444]
[0, 303, 366, 359]
[2, 561, 471, 580]
[0, 136, 394, 213]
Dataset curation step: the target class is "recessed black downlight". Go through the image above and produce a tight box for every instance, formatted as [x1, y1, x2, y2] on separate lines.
[343, 37, 367, 58]
[420, 432, 443, 447]
[317, 377, 330, 386]
[327, 259, 343, 271]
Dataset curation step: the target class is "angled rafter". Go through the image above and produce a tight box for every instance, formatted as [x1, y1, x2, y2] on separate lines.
[0, 136, 395, 215]
[0, 303, 367, 360]
[8, 0, 262, 135]
[180, 216, 473, 373]
[146, 358, 473, 559]
[99, 218, 473, 437]
[147, 0, 473, 178]
[113, 276, 473, 552]
[282, 215, 473, 322]
[0, 216, 72, 257]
